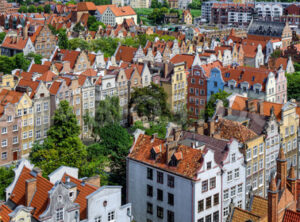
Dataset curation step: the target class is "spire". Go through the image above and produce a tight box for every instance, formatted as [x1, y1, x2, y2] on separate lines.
[278, 146, 286, 161]
[269, 175, 277, 192]
[192, 52, 201, 67]
[288, 165, 296, 179]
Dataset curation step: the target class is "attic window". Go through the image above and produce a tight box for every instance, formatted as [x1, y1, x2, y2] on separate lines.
[40, 93, 44, 97]
[207, 161, 212, 170]
[225, 73, 230, 78]
[252, 76, 255, 81]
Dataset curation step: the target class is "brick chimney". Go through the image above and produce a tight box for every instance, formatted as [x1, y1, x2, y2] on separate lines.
[196, 120, 204, 135]
[85, 175, 101, 188]
[166, 141, 177, 165]
[276, 146, 287, 190]
[32, 167, 42, 177]
[25, 178, 37, 207]
[173, 127, 181, 141]
[268, 175, 278, 222]
[257, 100, 264, 115]
[164, 62, 169, 78]
[62, 61, 71, 73]
[208, 119, 215, 136]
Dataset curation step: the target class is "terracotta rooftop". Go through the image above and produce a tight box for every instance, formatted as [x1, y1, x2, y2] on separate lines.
[214, 118, 258, 143]
[0, 204, 12, 222]
[49, 81, 61, 95]
[283, 209, 300, 222]
[110, 6, 136, 17]
[115, 45, 137, 63]
[95, 5, 115, 14]
[81, 68, 97, 77]
[1, 36, 29, 50]
[17, 79, 39, 98]
[29, 64, 50, 74]
[231, 207, 261, 222]
[170, 54, 195, 70]
[36, 70, 56, 82]
[77, 2, 96, 11]
[128, 134, 203, 180]
[0, 89, 23, 105]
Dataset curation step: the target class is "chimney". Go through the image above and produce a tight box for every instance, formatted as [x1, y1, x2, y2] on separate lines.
[196, 120, 204, 135]
[257, 100, 264, 115]
[173, 127, 181, 141]
[166, 141, 177, 164]
[164, 62, 169, 78]
[85, 175, 101, 188]
[268, 175, 278, 222]
[151, 133, 158, 143]
[245, 100, 249, 111]
[23, 23, 28, 40]
[208, 119, 215, 136]
[225, 107, 232, 116]
[276, 146, 287, 190]
[62, 61, 71, 74]
[31, 167, 42, 177]
[25, 178, 37, 207]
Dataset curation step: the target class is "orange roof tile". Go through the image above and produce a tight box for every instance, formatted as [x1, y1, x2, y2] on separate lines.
[0, 89, 23, 105]
[37, 70, 56, 82]
[17, 79, 39, 98]
[128, 134, 203, 180]
[170, 54, 195, 70]
[29, 64, 50, 74]
[10, 167, 53, 220]
[78, 74, 87, 86]
[81, 68, 97, 77]
[0, 204, 12, 222]
[231, 207, 261, 222]
[109, 6, 136, 17]
[1, 36, 29, 50]
[77, 2, 96, 11]
[95, 5, 115, 14]
[115, 45, 137, 63]
[283, 209, 300, 222]
[49, 81, 61, 95]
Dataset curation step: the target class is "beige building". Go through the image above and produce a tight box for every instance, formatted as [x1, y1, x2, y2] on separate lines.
[99, 5, 137, 26]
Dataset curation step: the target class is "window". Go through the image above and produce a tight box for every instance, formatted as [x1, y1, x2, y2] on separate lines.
[167, 175, 174, 188]
[253, 146, 258, 157]
[223, 207, 229, 217]
[13, 125, 18, 132]
[238, 184, 243, 194]
[207, 161, 212, 169]
[253, 178, 257, 189]
[17, 109, 22, 116]
[214, 193, 219, 206]
[227, 171, 233, 182]
[224, 189, 229, 200]
[23, 108, 27, 115]
[147, 168, 153, 180]
[157, 206, 163, 219]
[36, 117, 41, 126]
[198, 200, 204, 212]
[56, 208, 63, 221]
[285, 127, 289, 137]
[7, 115, 12, 122]
[167, 211, 174, 222]
[23, 119, 27, 127]
[1, 152, 7, 160]
[293, 139, 297, 149]
[168, 193, 174, 206]
[23, 132, 27, 139]
[147, 202, 153, 214]
[13, 136, 18, 144]
[44, 116, 49, 124]
[36, 130, 41, 139]
[259, 159, 263, 169]
[1, 139, 7, 147]
[147, 185, 153, 197]
[205, 214, 211, 222]
[107, 211, 115, 221]
[291, 125, 294, 135]
[157, 172, 163, 184]
[210, 177, 216, 189]
[231, 153, 236, 162]
[231, 186, 236, 197]
[259, 143, 263, 154]
[28, 130, 33, 138]
[259, 173, 263, 186]
[253, 162, 258, 172]
[36, 104, 41, 112]
[94, 216, 101, 222]
[23, 143, 27, 150]
[213, 211, 219, 222]
[2, 127, 7, 134]
[246, 149, 251, 160]
[288, 141, 291, 152]
[202, 180, 208, 192]
[157, 189, 163, 201]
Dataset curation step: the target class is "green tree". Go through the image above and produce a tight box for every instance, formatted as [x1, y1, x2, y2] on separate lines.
[26, 52, 42, 65]
[73, 22, 85, 33]
[287, 72, 300, 101]
[44, 4, 51, 13]
[18, 5, 27, 13]
[66, 0, 77, 5]
[271, 49, 282, 58]
[188, 0, 202, 9]
[0, 32, 6, 44]
[68, 38, 90, 50]
[28, 5, 37, 13]
[14, 53, 31, 71]
[29, 101, 87, 176]
[205, 90, 231, 118]
[130, 83, 170, 121]
[87, 16, 102, 32]
[98, 123, 132, 197]
[0, 166, 14, 200]
[294, 62, 300, 72]
[151, 0, 161, 8]
[37, 5, 44, 13]
[90, 37, 119, 57]
[84, 96, 121, 141]
[57, 29, 69, 49]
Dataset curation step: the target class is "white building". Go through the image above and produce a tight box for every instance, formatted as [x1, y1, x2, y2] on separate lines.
[96, 5, 137, 26]
[255, 2, 283, 21]
[127, 128, 245, 222]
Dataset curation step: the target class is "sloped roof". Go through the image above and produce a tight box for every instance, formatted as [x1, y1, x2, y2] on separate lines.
[36, 70, 56, 82]
[231, 207, 261, 222]
[109, 6, 136, 17]
[17, 79, 39, 98]
[77, 2, 96, 11]
[115, 45, 137, 63]
[0, 89, 23, 105]
[0, 204, 12, 222]
[49, 81, 61, 95]
[95, 5, 115, 14]
[283, 209, 300, 222]
[248, 20, 286, 38]
[170, 54, 195, 70]
[29, 64, 50, 74]
[128, 134, 203, 180]
[81, 68, 97, 77]
[1, 36, 28, 50]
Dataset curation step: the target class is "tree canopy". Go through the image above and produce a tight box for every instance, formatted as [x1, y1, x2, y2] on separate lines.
[130, 83, 170, 121]
[29, 101, 87, 177]
[205, 90, 231, 118]
[0, 166, 14, 200]
[0, 53, 33, 74]
[84, 96, 121, 141]
[287, 71, 300, 101]
[0, 32, 5, 44]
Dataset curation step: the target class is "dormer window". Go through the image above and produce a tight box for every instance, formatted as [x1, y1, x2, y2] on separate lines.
[207, 161, 212, 170]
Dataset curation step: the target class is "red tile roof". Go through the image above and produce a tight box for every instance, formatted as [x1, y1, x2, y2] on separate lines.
[77, 2, 96, 11]
[115, 45, 137, 63]
[17, 79, 39, 98]
[10, 167, 53, 220]
[78, 74, 87, 86]
[283, 209, 300, 222]
[37, 70, 56, 82]
[62, 174, 97, 220]
[110, 6, 136, 17]
[1, 36, 29, 50]
[29, 64, 50, 74]
[0, 204, 12, 222]
[128, 134, 203, 180]
[49, 81, 61, 95]
[170, 54, 195, 70]
[95, 5, 115, 14]
[81, 68, 97, 77]
[0, 89, 24, 105]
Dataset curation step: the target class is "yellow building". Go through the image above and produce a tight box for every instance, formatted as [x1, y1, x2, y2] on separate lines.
[0, 74, 17, 89]
[16, 92, 34, 157]
[161, 62, 187, 113]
